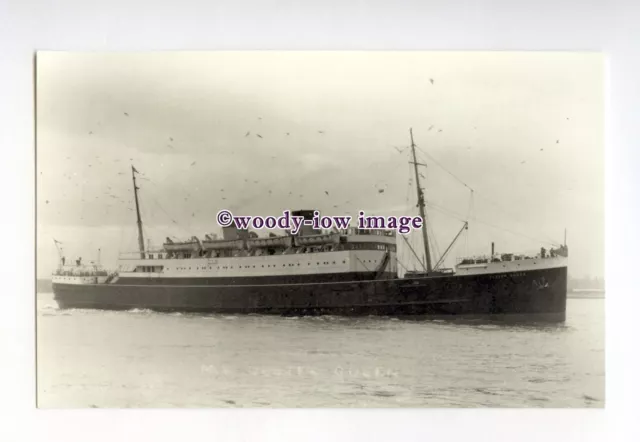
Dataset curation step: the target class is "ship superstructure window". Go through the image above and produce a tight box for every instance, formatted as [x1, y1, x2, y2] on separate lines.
[135, 265, 164, 273]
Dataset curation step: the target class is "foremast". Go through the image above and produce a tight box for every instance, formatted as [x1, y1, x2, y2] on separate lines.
[131, 165, 145, 259]
[409, 128, 433, 273]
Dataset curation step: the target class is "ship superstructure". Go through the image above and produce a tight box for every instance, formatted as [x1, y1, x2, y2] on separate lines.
[52, 129, 568, 321]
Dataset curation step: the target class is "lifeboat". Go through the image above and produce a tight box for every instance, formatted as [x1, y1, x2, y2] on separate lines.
[293, 233, 340, 247]
[163, 236, 202, 252]
[247, 235, 293, 249]
[202, 239, 245, 250]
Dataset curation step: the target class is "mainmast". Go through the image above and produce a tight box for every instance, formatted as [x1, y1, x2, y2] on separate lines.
[409, 128, 433, 273]
[131, 165, 145, 259]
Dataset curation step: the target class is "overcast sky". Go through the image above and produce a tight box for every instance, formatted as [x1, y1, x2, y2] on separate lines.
[36, 51, 604, 279]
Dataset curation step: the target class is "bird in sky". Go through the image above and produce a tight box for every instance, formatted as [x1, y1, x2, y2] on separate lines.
[245, 131, 250, 137]
[256, 134, 263, 138]
[428, 125, 434, 131]
[318, 130, 324, 134]
[378, 189, 385, 194]
[429, 78, 434, 85]
[324, 191, 329, 196]
[124, 112, 129, 116]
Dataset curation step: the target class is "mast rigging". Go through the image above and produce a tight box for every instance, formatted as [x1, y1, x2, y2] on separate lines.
[433, 221, 469, 270]
[131, 165, 145, 259]
[409, 128, 433, 273]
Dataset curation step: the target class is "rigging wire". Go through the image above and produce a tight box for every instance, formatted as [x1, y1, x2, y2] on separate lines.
[396, 258, 408, 273]
[426, 200, 559, 247]
[472, 192, 559, 245]
[399, 159, 415, 271]
[414, 144, 474, 192]
[136, 175, 199, 239]
[427, 222, 441, 265]
[467, 190, 475, 221]
[413, 141, 560, 246]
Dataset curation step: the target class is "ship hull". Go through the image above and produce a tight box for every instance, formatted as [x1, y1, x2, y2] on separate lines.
[52, 266, 567, 322]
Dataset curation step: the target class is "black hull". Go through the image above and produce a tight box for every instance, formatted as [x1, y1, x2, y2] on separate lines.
[52, 266, 567, 322]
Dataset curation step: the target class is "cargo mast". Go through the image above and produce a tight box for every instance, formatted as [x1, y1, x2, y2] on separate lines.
[409, 128, 433, 273]
[131, 165, 145, 259]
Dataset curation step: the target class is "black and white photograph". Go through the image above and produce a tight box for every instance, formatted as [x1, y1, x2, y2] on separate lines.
[35, 51, 604, 408]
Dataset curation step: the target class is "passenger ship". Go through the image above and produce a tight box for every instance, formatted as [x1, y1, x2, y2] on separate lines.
[52, 129, 568, 321]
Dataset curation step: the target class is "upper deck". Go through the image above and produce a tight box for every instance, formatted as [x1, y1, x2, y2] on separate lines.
[455, 245, 568, 275]
[52, 264, 111, 284]
[118, 228, 398, 261]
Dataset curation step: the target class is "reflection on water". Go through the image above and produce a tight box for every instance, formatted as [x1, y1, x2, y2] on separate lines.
[36, 293, 604, 408]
